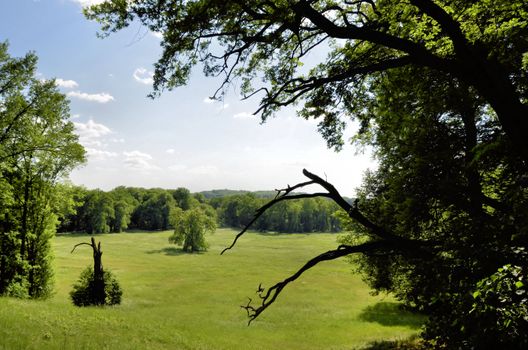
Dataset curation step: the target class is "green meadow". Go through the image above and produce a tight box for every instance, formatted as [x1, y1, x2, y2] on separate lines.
[0, 229, 423, 349]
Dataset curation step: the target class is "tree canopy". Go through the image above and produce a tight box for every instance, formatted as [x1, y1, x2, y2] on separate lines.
[0, 42, 86, 298]
[86, 0, 528, 159]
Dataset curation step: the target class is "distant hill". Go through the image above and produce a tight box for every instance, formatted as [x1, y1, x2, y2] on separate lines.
[198, 189, 278, 199]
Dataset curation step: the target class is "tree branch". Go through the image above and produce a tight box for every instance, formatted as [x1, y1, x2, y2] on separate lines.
[293, 0, 452, 71]
[221, 179, 316, 254]
[71, 242, 93, 254]
[242, 240, 393, 324]
[219, 169, 438, 323]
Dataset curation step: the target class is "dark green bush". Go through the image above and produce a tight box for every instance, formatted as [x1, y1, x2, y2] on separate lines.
[70, 266, 122, 306]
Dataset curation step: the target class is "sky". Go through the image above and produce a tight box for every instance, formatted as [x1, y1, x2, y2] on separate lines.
[0, 0, 376, 197]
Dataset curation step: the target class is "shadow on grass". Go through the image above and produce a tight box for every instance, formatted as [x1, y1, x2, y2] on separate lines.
[253, 230, 339, 236]
[145, 247, 186, 256]
[145, 247, 206, 256]
[358, 302, 424, 329]
[354, 336, 424, 350]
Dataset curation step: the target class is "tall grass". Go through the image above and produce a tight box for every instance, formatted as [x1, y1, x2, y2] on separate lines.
[0, 229, 423, 349]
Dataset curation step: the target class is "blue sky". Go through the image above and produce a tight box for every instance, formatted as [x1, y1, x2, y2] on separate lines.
[1, 0, 375, 196]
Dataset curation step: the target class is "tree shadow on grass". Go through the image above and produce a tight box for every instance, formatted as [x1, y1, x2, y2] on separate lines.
[145, 247, 189, 256]
[354, 336, 424, 350]
[358, 302, 425, 329]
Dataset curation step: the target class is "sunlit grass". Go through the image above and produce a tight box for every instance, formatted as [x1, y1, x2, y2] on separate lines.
[0, 229, 424, 349]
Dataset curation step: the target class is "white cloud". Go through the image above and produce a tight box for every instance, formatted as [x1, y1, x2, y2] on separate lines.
[111, 138, 125, 143]
[165, 148, 176, 154]
[67, 91, 114, 103]
[217, 103, 230, 110]
[133, 67, 154, 85]
[203, 97, 216, 104]
[123, 151, 159, 171]
[233, 112, 256, 119]
[74, 119, 112, 142]
[151, 31, 163, 39]
[55, 78, 79, 89]
[85, 147, 118, 160]
[71, 0, 106, 7]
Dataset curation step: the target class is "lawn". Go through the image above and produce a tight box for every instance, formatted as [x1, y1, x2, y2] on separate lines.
[0, 229, 423, 349]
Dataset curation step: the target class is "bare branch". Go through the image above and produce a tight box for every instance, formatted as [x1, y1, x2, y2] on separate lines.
[70, 242, 93, 254]
[221, 180, 316, 254]
[222, 169, 433, 255]
[242, 240, 392, 324]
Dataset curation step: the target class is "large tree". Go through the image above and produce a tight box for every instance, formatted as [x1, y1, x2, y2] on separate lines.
[85, 1, 528, 347]
[0, 42, 86, 298]
[86, 0, 528, 160]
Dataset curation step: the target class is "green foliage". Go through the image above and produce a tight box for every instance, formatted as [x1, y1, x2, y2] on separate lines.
[70, 266, 122, 307]
[0, 42, 85, 298]
[169, 207, 216, 252]
[85, 1, 528, 154]
[134, 191, 176, 230]
[215, 193, 342, 233]
[336, 65, 528, 348]
[468, 261, 528, 348]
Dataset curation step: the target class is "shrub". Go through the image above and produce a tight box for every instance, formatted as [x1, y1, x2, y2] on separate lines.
[70, 266, 122, 306]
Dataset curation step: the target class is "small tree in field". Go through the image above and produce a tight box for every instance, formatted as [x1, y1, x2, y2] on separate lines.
[70, 237, 122, 306]
[169, 207, 216, 252]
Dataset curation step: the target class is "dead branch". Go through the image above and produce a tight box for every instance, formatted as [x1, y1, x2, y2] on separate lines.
[71, 242, 93, 254]
[242, 241, 393, 325]
[220, 179, 317, 254]
[221, 169, 436, 324]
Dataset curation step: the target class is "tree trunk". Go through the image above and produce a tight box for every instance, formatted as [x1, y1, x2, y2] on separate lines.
[90, 237, 105, 305]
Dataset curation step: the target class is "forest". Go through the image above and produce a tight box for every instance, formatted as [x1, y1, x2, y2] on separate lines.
[57, 186, 343, 234]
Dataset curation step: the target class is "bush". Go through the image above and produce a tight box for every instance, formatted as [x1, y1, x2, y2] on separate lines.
[70, 266, 122, 306]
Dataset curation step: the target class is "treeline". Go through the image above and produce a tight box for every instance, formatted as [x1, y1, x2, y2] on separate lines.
[59, 188, 342, 234]
[211, 194, 342, 232]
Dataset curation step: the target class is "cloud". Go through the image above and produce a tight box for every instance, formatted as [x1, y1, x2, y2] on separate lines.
[67, 91, 114, 103]
[233, 112, 256, 119]
[85, 147, 118, 160]
[203, 97, 216, 104]
[133, 67, 154, 85]
[123, 151, 159, 171]
[74, 119, 112, 142]
[71, 0, 106, 7]
[165, 148, 176, 154]
[55, 78, 79, 89]
[151, 31, 163, 39]
[217, 103, 229, 110]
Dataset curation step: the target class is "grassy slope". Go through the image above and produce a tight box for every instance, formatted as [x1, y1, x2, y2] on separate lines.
[0, 229, 423, 349]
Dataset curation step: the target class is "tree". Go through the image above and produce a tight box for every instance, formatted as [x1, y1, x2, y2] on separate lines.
[85, 1, 528, 346]
[85, 0, 528, 161]
[169, 207, 217, 252]
[133, 190, 176, 230]
[0, 42, 85, 298]
[70, 237, 122, 306]
[81, 190, 115, 234]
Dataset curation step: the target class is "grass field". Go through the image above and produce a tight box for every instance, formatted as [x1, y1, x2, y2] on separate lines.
[0, 229, 424, 349]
